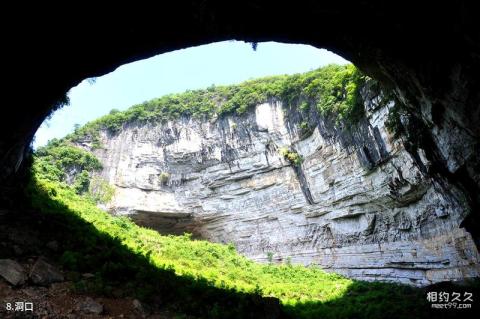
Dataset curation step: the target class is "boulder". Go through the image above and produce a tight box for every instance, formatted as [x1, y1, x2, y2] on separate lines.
[29, 257, 64, 286]
[0, 259, 27, 286]
[76, 297, 103, 315]
[133, 299, 150, 316]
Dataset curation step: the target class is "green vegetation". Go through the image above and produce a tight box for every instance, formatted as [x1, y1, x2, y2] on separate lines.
[35, 141, 102, 178]
[159, 172, 170, 185]
[26, 64, 459, 318]
[279, 147, 303, 166]
[299, 121, 313, 137]
[88, 176, 115, 204]
[33, 141, 102, 194]
[28, 170, 438, 318]
[385, 106, 402, 138]
[266, 252, 274, 263]
[33, 140, 112, 202]
[300, 121, 309, 131]
[31, 168, 354, 305]
[64, 64, 366, 144]
[28, 136, 442, 318]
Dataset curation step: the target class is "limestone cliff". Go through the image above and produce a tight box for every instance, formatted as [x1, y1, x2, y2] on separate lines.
[76, 85, 480, 286]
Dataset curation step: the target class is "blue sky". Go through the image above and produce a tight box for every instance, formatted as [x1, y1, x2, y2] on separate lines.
[34, 41, 348, 148]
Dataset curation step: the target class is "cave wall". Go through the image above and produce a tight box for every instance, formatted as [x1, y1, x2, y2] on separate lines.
[75, 86, 480, 286]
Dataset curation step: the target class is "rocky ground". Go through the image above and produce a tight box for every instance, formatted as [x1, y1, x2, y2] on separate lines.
[0, 279, 165, 318]
[0, 208, 186, 319]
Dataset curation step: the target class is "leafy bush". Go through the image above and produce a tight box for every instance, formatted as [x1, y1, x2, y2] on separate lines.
[35, 142, 102, 177]
[267, 252, 274, 263]
[88, 176, 115, 203]
[279, 147, 303, 166]
[33, 142, 103, 195]
[159, 172, 170, 185]
[385, 102, 407, 139]
[73, 170, 90, 194]
[33, 141, 111, 200]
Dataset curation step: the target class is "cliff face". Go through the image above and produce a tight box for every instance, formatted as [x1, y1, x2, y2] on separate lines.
[81, 88, 480, 286]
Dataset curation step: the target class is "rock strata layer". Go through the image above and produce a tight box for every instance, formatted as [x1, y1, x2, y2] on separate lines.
[81, 90, 480, 286]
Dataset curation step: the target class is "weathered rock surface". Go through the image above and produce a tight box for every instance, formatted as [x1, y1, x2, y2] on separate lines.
[29, 258, 64, 286]
[76, 297, 103, 315]
[0, 259, 27, 286]
[132, 299, 150, 317]
[81, 89, 480, 286]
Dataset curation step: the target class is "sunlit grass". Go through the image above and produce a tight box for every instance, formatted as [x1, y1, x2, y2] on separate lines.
[27, 157, 455, 319]
[30, 176, 354, 306]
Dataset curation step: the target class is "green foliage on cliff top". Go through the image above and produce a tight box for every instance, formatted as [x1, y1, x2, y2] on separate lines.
[66, 64, 365, 143]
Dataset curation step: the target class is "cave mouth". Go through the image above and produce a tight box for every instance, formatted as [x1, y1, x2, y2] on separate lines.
[25, 28, 480, 288]
[2, 3, 480, 316]
[29, 34, 480, 292]
[33, 40, 351, 240]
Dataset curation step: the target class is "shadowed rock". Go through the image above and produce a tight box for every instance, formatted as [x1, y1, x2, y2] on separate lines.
[0, 259, 27, 286]
[76, 297, 103, 315]
[29, 258, 64, 286]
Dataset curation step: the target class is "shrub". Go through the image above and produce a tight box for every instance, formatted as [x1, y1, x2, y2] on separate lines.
[33, 142, 103, 194]
[73, 170, 91, 194]
[267, 252, 274, 263]
[88, 176, 115, 203]
[279, 147, 303, 166]
[385, 102, 407, 139]
[159, 172, 170, 185]
[299, 101, 310, 111]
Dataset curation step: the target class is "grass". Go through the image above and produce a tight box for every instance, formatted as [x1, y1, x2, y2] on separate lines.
[25, 63, 479, 317]
[26, 172, 474, 318]
[29, 176, 353, 303]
